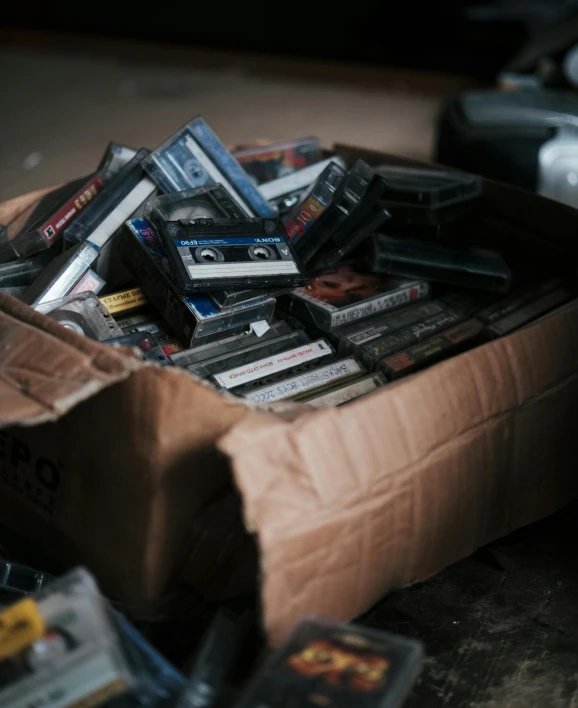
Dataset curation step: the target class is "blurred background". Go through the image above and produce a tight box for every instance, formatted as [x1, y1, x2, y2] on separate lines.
[2, 0, 578, 201]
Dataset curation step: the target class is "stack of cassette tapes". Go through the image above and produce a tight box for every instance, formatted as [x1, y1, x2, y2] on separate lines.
[2, 113, 573, 410]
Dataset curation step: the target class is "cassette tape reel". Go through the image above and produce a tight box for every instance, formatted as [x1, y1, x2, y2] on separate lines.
[34, 292, 123, 341]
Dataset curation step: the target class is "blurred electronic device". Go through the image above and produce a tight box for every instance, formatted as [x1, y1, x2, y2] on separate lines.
[435, 89, 578, 208]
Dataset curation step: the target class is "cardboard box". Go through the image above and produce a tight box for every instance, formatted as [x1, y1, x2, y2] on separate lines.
[2, 145, 578, 646]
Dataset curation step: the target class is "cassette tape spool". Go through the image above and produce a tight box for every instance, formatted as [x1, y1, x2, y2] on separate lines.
[159, 218, 308, 293]
[34, 291, 123, 341]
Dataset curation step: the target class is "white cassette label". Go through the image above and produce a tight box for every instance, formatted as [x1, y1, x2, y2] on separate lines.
[214, 339, 332, 389]
[306, 375, 383, 407]
[331, 282, 430, 328]
[245, 358, 362, 404]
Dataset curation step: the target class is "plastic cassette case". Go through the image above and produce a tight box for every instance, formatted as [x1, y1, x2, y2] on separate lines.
[213, 338, 336, 395]
[233, 137, 322, 184]
[144, 184, 246, 229]
[97, 142, 138, 182]
[159, 218, 307, 294]
[209, 286, 289, 311]
[170, 319, 292, 368]
[287, 265, 430, 332]
[64, 149, 156, 246]
[259, 157, 346, 202]
[244, 357, 367, 405]
[302, 371, 388, 407]
[379, 318, 484, 380]
[357, 308, 466, 371]
[0, 560, 53, 597]
[107, 331, 173, 365]
[375, 165, 482, 225]
[143, 116, 276, 218]
[283, 161, 346, 245]
[34, 292, 123, 341]
[188, 329, 311, 380]
[370, 234, 511, 293]
[334, 300, 446, 354]
[234, 616, 423, 708]
[484, 288, 572, 339]
[0, 174, 106, 261]
[0, 253, 51, 288]
[69, 269, 106, 296]
[475, 278, 562, 324]
[0, 568, 136, 708]
[122, 219, 276, 346]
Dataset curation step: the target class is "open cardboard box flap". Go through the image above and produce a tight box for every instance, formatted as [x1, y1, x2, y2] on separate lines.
[1, 145, 578, 645]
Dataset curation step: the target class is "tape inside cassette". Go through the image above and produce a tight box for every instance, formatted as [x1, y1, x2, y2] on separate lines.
[34, 291, 123, 341]
[159, 218, 308, 293]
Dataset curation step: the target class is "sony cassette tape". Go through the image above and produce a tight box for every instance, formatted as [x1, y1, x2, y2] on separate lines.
[302, 371, 388, 408]
[34, 291, 123, 341]
[0, 174, 106, 261]
[370, 234, 511, 293]
[283, 160, 346, 246]
[24, 241, 100, 306]
[143, 116, 276, 218]
[144, 184, 246, 230]
[122, 219, 276, 346]
[97, 142, 138, 182]
[64, 148, 156, 246]
[334, 300, 445, 355]
[233, 137, 322, 184]
[0, 568, 136, 708]
[213, 338, 336, 395]
[234, 616, 423, 708]
[379, 318, 484, 380]
[286, 265, 430, 332]
[358, 308, 466, 371]
[188, 328, 311, 380]
[170, 319, 292, 368]
[244, 357, 367, 405]
[484, 288, 572, 339]
[159, 218, 307, 294]
[375, 165, 482, 225]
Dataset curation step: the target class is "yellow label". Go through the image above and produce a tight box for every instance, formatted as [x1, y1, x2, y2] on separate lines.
[99, 288, 148, 314]
[0, 598, 45, 660]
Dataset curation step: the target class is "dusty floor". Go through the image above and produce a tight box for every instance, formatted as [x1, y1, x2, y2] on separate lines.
[0, 34, 471, 202]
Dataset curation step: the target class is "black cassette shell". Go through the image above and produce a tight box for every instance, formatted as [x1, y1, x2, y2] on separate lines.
[158, 218, 308, 294]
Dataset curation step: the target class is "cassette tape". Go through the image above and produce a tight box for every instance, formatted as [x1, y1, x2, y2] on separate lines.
[100, 286, 149, 315]
[64, 148, 156, 246]
[259, 157, 346, 202]
[209, 286, 290, 311]
[233, 137, 322, 184]
[302, 371, 388, 408]
[34, 291, 123, 341]
[188, 329, 311, 380]
[244, 357, 367, 405]
[123, 219, 276, 346]
[213, 338, 335, 395]
[107, 331, 173, 365]
[370, 234, 511, 293]
[291, 160, 379, 265]
[0, 174, 106, 261]
[484, 288, 572, 339]
[375, 165, 482, 225]
[286, 265, 430, 332]
[144, 184, 246, 230]
[0, 560, 53, 598]
[358, 308, 466, 371]
[170, 319, 292, 368]
[334, 300, 445, 354]
[0, 253, 50, 288]
[97, 142, 138, 182]
[24, 241, 100, 306]
[0, 568, 136, 708]
[379, 318, 484, 380]
[283, 160, 346, 246]
[69, 268, 106, 296]
[475, 277, 562, 324]
[143, 116, 276, 218]
[159, 218, 307, 293]
[234, 615, 423, 708]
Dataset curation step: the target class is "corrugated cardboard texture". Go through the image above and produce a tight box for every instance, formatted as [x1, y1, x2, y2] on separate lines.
[220, 300, 578, 644]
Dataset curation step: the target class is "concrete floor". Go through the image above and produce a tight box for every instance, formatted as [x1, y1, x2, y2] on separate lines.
[0, 36, 471, 202]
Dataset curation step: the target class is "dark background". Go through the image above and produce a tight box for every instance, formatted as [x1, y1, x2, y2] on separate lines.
[4, 0, 577, 80]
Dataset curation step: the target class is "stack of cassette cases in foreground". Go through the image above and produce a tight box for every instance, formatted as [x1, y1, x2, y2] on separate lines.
[2, 115, 574, 410]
